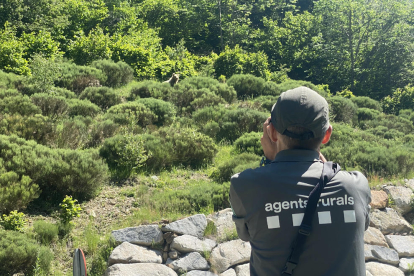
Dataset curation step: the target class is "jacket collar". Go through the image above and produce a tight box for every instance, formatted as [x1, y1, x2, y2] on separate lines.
[273, 149, 321, 163]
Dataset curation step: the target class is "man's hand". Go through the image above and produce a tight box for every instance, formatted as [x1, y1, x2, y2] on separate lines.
[319, 152, 327, 162]
[261, 117, 278, 161]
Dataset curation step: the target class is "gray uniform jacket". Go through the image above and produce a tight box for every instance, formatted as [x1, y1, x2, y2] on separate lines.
[230, 149, 371, 276]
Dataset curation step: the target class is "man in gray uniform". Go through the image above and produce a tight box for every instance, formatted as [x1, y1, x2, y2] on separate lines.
[230, 87, 371, 276]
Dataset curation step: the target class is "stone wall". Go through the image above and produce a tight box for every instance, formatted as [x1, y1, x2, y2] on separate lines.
[105, 180, 414, 276]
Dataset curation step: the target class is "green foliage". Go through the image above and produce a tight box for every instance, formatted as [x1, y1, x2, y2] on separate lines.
[252, 95, 279, 112]
[27, 55, 62, 93]
[227, 74, 265, 99]
[193, 106, 268, 142]
[89, 237, 116, 276]
[54, 61, 107, 94]
[234, 132, 263, 155]
[382, 85, 414, 114]
[79, 86, 121, 110]
[179, 76, 237, 103]
[214, 45, 270, 79]
[0, 169, 39, 213]
[357, 108, 381, 122]
[0, 24, 30, 75]
[30, 93, 69, 119]
[351, 96, 382, 111]
[21, 31, 61, 60]
[127, 80, 173, 100]
[105, 102, 156, 126]
[135, 98, 176, 126]
[0, 230, 53, 276]
[328, 96, 358, 125]
[33, 220, 58, 245]
[210, 153, 260, 183]
[67, 99, 101, 117]
[59, 195, 82, 225]
[0, 70, 22, 90]
[0, 93, 41, 116]
[277, 80, 329, 98]
[150, 181, 230, 214]
[91, 59, 134, 87]
[0, 135, 108, 203]
[0, 211, 27, 232]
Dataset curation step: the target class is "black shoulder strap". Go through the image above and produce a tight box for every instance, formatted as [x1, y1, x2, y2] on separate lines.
[281, 161, 341, 276]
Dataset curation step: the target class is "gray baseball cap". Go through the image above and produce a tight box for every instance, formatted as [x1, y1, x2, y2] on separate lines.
[271, 86, 329, 140]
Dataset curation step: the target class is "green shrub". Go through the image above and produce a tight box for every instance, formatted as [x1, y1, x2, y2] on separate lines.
[0, 230, 53, 276]
[0, 211, 27, 232]
[49, 86, 77, 99]
[79, 86, 121, 110]
[261, 81, 282, 97]
[0, 70, 21, 90]
[0, 94, 41, 116]
[227, 74, 265, 99]
[50, 117, 91, 149]
[328, 96, 358, 124]
[99, 134, 149, 178]
[54, 61, 107, 94]
[234, 132, 263, 155]
[399, 109, 414, 125]
[357, 108, 381, 122]
[382, 85, 414, 114]
[67, 99, 101, 117]
[135, 98, 176, 126]
[0, 135, 108, 203]
[85, 119, 119, 148]
[0, 169, 39, 213]
[0, 89, 20, 98]
[252, 95, 279, 112]
[91, 59, 134, 88]
[362, 114, 413, 134]
[150, 181, 231, 214]
[33, 220, 58, 245]
[179, 76, 237, 103]
[193, 106, 268, 142]
[59, 195, 82, 225]
[105, 102, 156, 126]
[351, 96, 382, 111]
[210, 153, 260, 183]
[127, 81, 172, 100]
[30, 93, 69, 119]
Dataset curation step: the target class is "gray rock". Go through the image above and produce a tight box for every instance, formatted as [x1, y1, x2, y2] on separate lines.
[369, 208, 412, 235]
[111, 225, 163, 246]
[364, 227, 388, 247]
[162, 214, 207, 238]
[220, 269, 237, 276]
[370, 191, 388, 209]
[169, 250, 179, 260]
[399, 257, 414, 272]
[210, 239, 251, 273]
[406, 179, 414, 190]
[186, 271, 218, 276]
[167, 252, 210, 272]
[385, 235, 414, 257]
[370, 245, 400, 265]
[365, 262, 404, 276]
[208, 208, 236, 239]
[108, 242, 162, 266]
[171, 235, 217, 253]
[105, 263, 178, 276]
[235, 263, 249, 276]
[364, 244, 376, 261]
[383, 186, 414, 214]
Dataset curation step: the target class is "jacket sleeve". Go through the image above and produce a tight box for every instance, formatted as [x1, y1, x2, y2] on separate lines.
[230, 174, 250, 241]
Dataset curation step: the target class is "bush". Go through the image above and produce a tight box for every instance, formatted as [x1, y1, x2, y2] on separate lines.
[127, 81, 173, 100]
[150, 181, 230, 214]
[0, 169, 39, 213]
[67, 99, 101, 117]
[91, 59, 134, 88]
[85, 119, 119, 148]
[179, 76, 237, 103]
[0, 70, 21, 90]
[357, 108, 381, 122]
[210, 153, 260, 183]
[362, 114, 413, 134]
[227, 74, 265, 99]
[277, 80, 328, 97]
[351, 96, 382, 111]
[382, 85, 414, 114]
[50, 117, 91, 149]
[0, 211, 27, 231]
[261, 81, 282, 97]
[193, 106, 268, 142]
[33, 220, 58, 245]
[234, 132, 263, 155]
[105, 102, 156, 126]
[79, 86, 121, 110]
[30, 93, 69, 119]
[59, 195, 82, 225]
[49, 87, 77, 99]
[54, 61, 107, 94]
[0, 114, 54, 145]
[135, 98, 176, 126]
[0, 94, 41, 116]
[0, 230, 53, 276]
[0, 135, 108, 204]
[328, 96, 358, 125]
[252, 95, 279, 112]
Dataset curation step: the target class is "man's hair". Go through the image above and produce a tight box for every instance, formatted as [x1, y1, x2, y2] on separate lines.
[279, 126, 324, 150]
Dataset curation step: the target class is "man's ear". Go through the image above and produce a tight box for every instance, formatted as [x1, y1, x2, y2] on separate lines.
[321, 125, 333, 144]
[268, 123, 278, 143]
